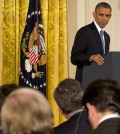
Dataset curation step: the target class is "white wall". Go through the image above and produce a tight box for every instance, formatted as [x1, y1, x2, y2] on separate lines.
[67, 0, 120, 78]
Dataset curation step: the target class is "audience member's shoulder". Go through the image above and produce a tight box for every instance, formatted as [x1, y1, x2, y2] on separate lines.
[0, 129, 3, 134]
[84, 130, 95, 134]
[54, 119, 67, 129]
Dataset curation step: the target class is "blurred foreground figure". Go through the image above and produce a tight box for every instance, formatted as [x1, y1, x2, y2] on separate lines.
[0, 84, 20, 134]
[54, 78, 91, 134]
[83, 79, 120, 134]
[1, 88, 53, 134]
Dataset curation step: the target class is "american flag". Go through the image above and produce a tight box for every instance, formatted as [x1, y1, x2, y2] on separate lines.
[19, 0, 46, 95]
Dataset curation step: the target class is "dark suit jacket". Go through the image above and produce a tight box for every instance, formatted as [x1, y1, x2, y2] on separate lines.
[0, 129, 2, 134]
[71, 22, 110, 83]
[54, 111, 91, 134]
[85, 118, 120, 134]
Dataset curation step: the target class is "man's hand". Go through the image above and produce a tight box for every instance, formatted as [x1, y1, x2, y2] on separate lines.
[89, 54, 104, 65]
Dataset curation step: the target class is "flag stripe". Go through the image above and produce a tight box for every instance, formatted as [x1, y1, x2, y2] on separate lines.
[29, 48, 38, 64]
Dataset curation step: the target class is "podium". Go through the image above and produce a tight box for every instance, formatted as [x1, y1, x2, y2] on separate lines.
[82, 52, 120, 89]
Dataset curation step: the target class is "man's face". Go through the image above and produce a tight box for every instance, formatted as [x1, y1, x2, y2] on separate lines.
[93, 7, 111, 28]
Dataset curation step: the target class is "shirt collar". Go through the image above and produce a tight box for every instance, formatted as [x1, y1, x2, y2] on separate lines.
[67, 108, 84, 119]
[99, 113, 120, 124]
[94, 20, 104, 34]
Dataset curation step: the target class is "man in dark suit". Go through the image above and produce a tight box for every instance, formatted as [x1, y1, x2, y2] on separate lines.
[71, 2, 112, 83]
[54, 78, 91, 134]
[82, 78, 120, 134]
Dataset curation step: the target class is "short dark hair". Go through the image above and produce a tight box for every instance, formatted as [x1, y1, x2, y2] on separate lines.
[54, 78, 84, 114]
[0, 84, 20, 108]
[95, 2, 112, 12]
[82, 79, 120, 114]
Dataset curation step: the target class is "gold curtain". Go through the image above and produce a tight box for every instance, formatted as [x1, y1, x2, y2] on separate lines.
[41, 0, 68, 126]
[0, 0, 68, 126]
[0, 0, 20, 84]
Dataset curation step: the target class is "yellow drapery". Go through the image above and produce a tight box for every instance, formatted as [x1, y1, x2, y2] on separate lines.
[0, 0, 20, 84]
[41, 0, 68, 126]
[0, 0, 68, 126]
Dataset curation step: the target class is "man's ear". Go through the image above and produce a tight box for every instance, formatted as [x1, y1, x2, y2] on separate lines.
[86, 103, 96, 117]
[86, 103, 99, 129]
[93, 12, 96, 18]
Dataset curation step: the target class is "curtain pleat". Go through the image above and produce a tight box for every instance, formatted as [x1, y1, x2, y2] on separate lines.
[0, 0, 3, 83]
[1, 0, 18, 84]
[41, 0, 68, 126]
[59, 0, 68, 124]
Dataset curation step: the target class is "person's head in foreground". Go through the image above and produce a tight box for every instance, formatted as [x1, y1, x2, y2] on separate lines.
[82, 78, 120, 129]
[1, 88, 53, 134]
[0, 83, 20, 127]
[54, 78, 84, 119]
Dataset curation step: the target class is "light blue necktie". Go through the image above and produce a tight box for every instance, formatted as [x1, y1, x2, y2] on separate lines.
[100, 30, 105, 54]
